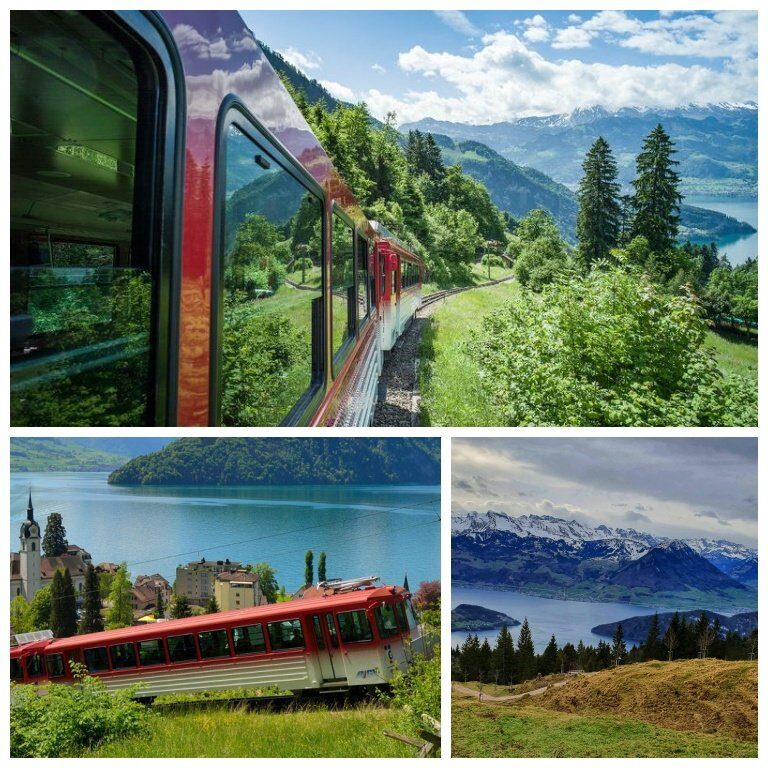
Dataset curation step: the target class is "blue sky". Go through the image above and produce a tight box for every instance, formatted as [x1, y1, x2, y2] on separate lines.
[240, 9, 757, 125]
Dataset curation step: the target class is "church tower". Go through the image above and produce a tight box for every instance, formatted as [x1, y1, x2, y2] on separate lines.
[19, 489, 42, 600]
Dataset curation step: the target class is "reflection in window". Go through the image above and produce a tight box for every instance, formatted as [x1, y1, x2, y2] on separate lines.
[167, 634, 197, 663]
[84, 647, 109, 673]
[357, 237, 370, 327]
[110, 642, 137, 669]
[138, 639, 165, 666]
[46, 654, 66, 678]
[233, 624, 266, 655]
[221, 124, 323, 426]
[331, 213, 355, 364]
[267, 619, 305, 650]
[25, 654, 43, 678]
[337, 610, 373, 643]
[374, 603, 400, 639]
[198, 629, 230, 659]
[10, 11, 155, 426]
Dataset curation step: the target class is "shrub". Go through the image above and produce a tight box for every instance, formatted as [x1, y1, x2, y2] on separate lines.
[388, 648, 441, 739]
[467, 265, 756, 426]
[10, 665, 152, 757]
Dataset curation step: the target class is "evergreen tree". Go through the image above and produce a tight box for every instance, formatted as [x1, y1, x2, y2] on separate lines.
[576, 136, 622, 268]
[492, 624, 516, 685]
[539, 634, 559, 675]
[479, 638, 493, 682]
[154, 587, 165, 620]
[205, 595, 219, 614]
[304, 550, 314, 586]
[459, 634, 481, 681]
[630, 124, 682, 253]
[317, 551, 327, 583]
[42, 512, 68, 557]
[612, 623, 626, 665]
[170, 594, 193, 620]
[643, 613, 661, 661]
[50, 568, 77, 638]
[516, 618, 537, 681]
[664, 612, 680, 660]
[105, 563, 133, 629]
[79, 564, 103, 634]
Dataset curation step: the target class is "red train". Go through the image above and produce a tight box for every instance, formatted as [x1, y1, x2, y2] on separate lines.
[11, 583, 426, 697]
[10, 10, 423, 427]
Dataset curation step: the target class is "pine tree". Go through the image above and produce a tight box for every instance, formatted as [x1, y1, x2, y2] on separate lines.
[492, 624, 516, 685]
[539, 634, 559, 675]
[630, 124, 682, 253]
[79, 564, 103, 634]
[154, 587, 165, 620]
[516, 618, 536, 681]
[50, 568, 77, 638]
[664, 612, 680, 660]
[643, 613, 661, 661]
[317, 551, 327, 583]
[105, 563, 133, 629]
[612, 623, 626, 665]
[170, 593, 193, 619]
[42, 512, 68, 557]
[205, 595, 219, 614]
[576, 136, 622, 268]
[304, 550, 314, 586]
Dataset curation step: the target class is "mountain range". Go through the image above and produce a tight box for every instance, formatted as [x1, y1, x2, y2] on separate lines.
[452, 511, 757, 610]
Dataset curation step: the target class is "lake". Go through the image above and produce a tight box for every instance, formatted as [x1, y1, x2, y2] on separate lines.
[451, 586, 659, 654]
[10, 473, 440, 592]
[684, 195, 758, 265]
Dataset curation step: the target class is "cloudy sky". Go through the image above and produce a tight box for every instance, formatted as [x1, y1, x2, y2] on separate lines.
[452, 438, 757, 546]
[241, 9, 757, 124]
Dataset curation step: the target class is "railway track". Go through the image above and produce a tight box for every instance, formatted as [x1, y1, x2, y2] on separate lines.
[150, 688, 359, 713]
[372, 275, 515, 427]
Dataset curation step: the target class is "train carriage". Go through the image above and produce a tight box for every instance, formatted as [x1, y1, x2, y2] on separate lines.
[9, 9, 423, 428]
[10, 582, 426, 697]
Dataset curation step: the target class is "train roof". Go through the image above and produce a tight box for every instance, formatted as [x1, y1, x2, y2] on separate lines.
[11, 585, 407, 657]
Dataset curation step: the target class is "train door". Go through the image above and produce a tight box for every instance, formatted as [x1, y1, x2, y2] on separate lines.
[312, 613, 344, 681]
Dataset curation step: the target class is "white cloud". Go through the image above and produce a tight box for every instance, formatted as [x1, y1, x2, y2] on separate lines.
[434, 10, 479, 37]
[278, 46, 322, 72]
[173, 24, 231, 60]
[567, 14, 582, 24]
[552, 27, 593, 49]
[320, 79, 356, 102]
[372, 63, 386, 73]
[520, 14, 551, 43]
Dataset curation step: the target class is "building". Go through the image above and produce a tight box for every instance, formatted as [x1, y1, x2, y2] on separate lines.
[131, 574, 172, 613]
[214, 570, 265, 611]
[9, 492, 92, 603]
[175, 558, 243, 606]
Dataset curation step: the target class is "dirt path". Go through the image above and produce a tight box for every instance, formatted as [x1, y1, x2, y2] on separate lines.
[452, 674, 588, 703]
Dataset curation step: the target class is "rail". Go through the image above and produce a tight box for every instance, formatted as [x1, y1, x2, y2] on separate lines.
[419, 274, 515, 309]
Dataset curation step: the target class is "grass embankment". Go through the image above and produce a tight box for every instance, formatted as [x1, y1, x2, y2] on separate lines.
[419, 281, 519, 425]
[704, 327, 757, 379]
[452, 660, 757, 758]
[87, 703, 412, 758]
[422, 262, 514, 295]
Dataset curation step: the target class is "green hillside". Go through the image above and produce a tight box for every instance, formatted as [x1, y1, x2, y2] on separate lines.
[108, 438, 441, 486]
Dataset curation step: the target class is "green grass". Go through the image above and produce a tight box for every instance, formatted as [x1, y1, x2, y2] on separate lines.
[452, 702, 757, 758]
[419, 281, 519, 425]
[422, 262, 514, 295]
[86, 704, 413, 758]
[704, 327, 758, 378]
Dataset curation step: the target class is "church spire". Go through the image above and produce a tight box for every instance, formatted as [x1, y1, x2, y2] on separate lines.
[27, 487, 34, 522]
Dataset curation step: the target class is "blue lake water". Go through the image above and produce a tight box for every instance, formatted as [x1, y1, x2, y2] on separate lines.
[451, 586, 660, 654]
[684, 195, 758, 265]
[10, 473, 440, 592]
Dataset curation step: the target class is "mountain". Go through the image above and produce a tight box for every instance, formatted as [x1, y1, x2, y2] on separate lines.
[452, 511, 757, 610]
[108, 438, 441, 486]
[402, 103, 758, 196]
[10, 438, 176, 472]
[451, 603, 520, 632]
[592, 609, 757, 643]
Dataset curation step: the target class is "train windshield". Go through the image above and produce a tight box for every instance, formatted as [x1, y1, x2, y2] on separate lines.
[374, 603, 400, 639]
[10, 11, 160, 426]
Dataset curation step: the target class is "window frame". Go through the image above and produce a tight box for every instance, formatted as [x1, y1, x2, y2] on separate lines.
[329, 203, 357, 377]
[211, 98, 327, 426]
[355, 234, 371, 333]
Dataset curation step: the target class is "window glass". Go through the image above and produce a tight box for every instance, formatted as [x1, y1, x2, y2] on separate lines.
[11, 658, 23, 681]
[232, 624, 266, 655]
[331, 213, 355, 362]
[198, 629, 230, 659]
[267, 619, 304, 650]
[110, 642, 137, 670]
[167, 634, 197, 663]
[337, 610, 373, 643]
[325, 614, 339, 648]
[25, 654, 43, 678]
[405, 599, 419, 630]
[138, 639, 165, 666]
[46, 654, 66, 678]
[312, 615, 326, 649]
[356, 237, 369, 327]
[221, 124, 323, 426]
[84, 647, 109, 673]
[395, 601, 409, 632]
[10, 11, 157, 426]
[375, 603, 400, 639]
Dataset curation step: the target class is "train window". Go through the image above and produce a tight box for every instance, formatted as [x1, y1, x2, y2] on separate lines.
[219, 123, 324, 426]
[337, 610, 373, 643]
[374, 604, 400, 639]
[232, 624, 266, 655]
[45, 654, 66, 678]
[325, 614, 340, 649]
[267, 619, 305, 651]
[10, 11, 163, 426]
[394, 601, 409, 633]
[25, 654, 43, 678]
[11, 658, 23, 681]
[356, 236, 370, 328]
[84, 647, 109, 673]
[110, 643, 137, 670]
[331, 213, 355, 369]
[380, 256, 386, 299]
[198, 629, 230, 659]
[405, 600, 419, 630]
[311, 616, 326, 649]
[137, 639, 165, 667]
[167, 634, 198, 663]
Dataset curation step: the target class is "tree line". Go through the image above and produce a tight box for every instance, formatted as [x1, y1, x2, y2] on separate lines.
[452, 615, 758, 686]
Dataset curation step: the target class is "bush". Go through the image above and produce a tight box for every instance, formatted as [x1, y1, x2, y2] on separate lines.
[467, 265, 756, 426]
[388, 648, 441, 739]
[10, 665, 152, 757]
